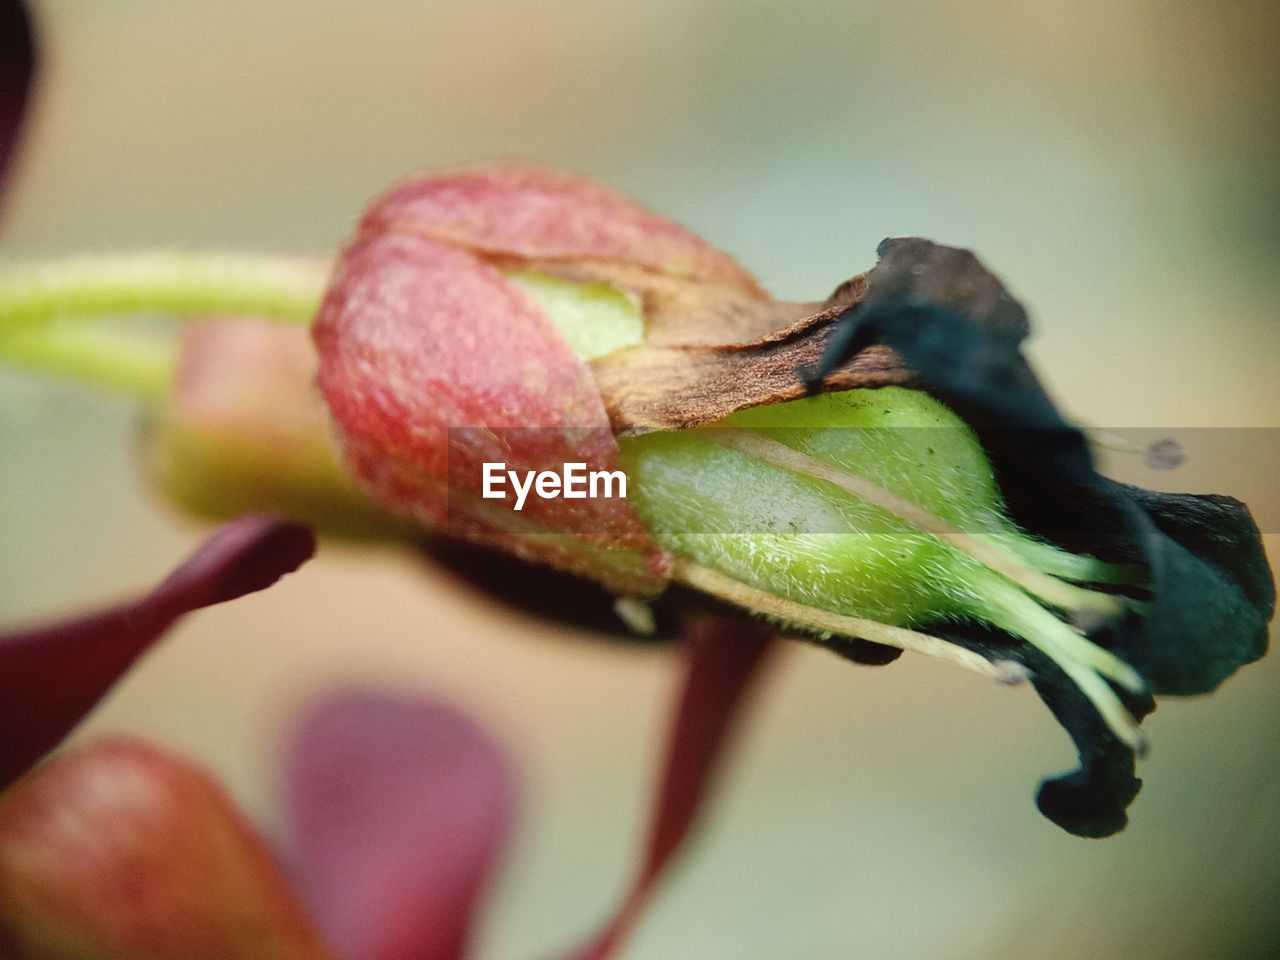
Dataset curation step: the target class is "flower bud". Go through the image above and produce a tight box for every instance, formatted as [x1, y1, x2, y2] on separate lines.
[312, 163, 890, 597]
[142, 319, 410, 540]
[0, 739, 330, 960]
[313, 161, 1273, 837]
[313, 162, 789, 595]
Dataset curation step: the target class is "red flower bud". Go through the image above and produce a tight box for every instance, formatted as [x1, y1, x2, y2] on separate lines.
[314, 162, 772, 596]
[0, 739, 331, 960]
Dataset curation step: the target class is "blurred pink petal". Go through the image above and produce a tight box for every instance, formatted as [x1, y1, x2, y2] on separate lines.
[284, 691, 516, 960]
[0, 515, 316, 789]
[359, 161, 765, 295]
[0, 0, 34, 216]
[569, 617, 776, 960]
[0, 738, 332, 960]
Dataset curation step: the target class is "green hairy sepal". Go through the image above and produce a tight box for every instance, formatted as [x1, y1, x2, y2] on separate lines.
[625, 388, 1021, 625]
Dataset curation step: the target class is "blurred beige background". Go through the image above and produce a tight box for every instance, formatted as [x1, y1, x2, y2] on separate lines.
[1, 1, 1277, 958]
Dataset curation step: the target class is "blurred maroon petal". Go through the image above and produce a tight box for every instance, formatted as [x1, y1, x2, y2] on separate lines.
[0, 0, 35, 214]
[568, 617, 776, 960]
[284, 690, 516, 960]
[0, 515, 316, 789]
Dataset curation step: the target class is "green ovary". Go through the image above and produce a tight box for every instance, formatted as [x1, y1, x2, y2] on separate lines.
[618, 387, 1023, 628]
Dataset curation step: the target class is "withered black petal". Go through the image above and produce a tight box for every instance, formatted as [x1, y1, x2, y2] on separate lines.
[927, 620, 1155, 837]
[1027, 659, 1154, 838]
[1113, 485, 1273, 692]
[0, 0, 34, 214]
[827, 637, 905, 667]
[815, 237, 1275, 835]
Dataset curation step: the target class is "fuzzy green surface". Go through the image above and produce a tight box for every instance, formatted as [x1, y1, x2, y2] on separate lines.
[619, 388, 1016, 626]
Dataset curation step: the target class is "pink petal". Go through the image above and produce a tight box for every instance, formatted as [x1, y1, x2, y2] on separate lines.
[283, 690, 517, 960]
[565, 617, 776, 960]
[313, 232, 667, 595]
[0, 0, 35, 216]
[359, 161, 764, 295]
[0, 516, 315, 789]
[0, 738, 332, 960]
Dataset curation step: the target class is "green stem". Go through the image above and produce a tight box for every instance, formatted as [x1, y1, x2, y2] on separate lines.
[0, 252, 330, 334]
[0, 252, 331, 397]
[0, 324, 176, 400]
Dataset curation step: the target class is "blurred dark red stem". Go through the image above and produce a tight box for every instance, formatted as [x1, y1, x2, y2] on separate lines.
[571, 617, 776, 960]
[0, 0, 35, 216]
[0, 516, 315, 789]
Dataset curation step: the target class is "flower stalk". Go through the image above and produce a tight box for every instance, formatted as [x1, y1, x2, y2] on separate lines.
[0, 252, 326, 330]
[0, 252, 328, 396]
[0, 322, 175, 398]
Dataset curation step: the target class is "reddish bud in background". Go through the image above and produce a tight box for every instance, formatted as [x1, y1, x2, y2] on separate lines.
[0, 739, 331, 960]
[143, 319, 409, 541]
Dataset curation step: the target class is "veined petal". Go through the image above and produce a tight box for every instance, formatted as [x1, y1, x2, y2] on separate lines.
[0, 516, 315, 789]
[283, 691, 515, 960]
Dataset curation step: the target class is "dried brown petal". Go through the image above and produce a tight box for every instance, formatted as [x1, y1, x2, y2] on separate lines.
[589, 275, 908, 434]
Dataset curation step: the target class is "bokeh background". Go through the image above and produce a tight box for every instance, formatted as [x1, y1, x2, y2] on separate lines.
[2, 1, 1278, 957]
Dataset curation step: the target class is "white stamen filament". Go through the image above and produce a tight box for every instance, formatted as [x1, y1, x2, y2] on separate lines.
[672, 558, 1007, 681]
